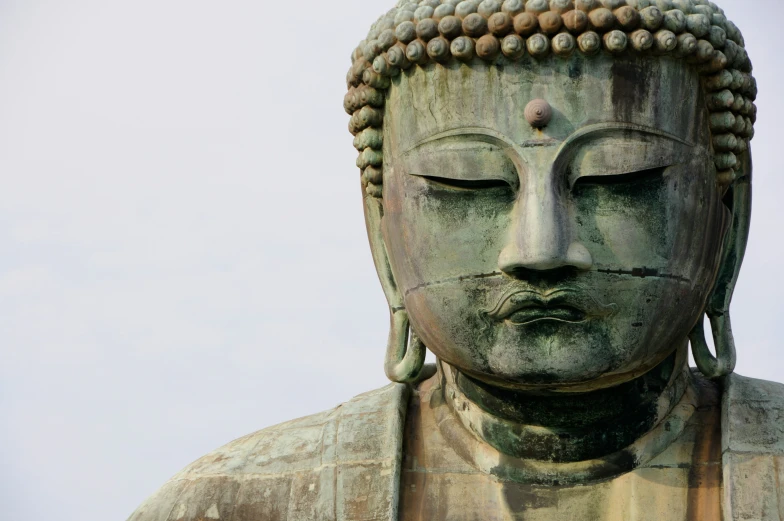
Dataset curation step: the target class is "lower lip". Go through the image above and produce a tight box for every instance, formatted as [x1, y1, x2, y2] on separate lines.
[506, 307, 586, 325]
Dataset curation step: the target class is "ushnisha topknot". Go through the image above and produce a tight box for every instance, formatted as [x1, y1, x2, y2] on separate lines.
[344, 0, 756, 198]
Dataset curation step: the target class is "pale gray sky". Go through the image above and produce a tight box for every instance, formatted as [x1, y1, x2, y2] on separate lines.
[0, 1, 781, 520]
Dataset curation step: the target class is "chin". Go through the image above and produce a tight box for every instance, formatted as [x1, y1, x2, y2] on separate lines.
[486, 320, 616, 386]
[460, 359, 653, 392]
[446, 327, 670, 392]
[481, 358, 617, 391]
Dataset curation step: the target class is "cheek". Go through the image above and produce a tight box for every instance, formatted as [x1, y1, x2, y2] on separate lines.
[382, 171, 514, 290]
[572, 164, 726, 283]
[403, 279, 501, 371]
[570, 163, 727, 368]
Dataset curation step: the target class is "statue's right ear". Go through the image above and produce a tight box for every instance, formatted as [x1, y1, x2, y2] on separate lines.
[363, 190, 426, 383]
[690, 150, 753, 379]
[363, 192, 403, 312]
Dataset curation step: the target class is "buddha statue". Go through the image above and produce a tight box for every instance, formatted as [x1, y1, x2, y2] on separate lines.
[127, 0, 783, 520]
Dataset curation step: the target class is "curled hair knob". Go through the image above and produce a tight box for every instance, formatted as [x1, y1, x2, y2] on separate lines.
[525, 98, 553, 128]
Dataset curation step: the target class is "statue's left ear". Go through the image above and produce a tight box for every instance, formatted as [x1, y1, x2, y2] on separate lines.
[363, 191, 426, 383]
[690, 150, 753, 379]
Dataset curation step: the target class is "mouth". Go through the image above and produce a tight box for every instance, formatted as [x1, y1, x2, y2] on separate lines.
[482, 287, 615, 325]
[506, 304, 586, 325]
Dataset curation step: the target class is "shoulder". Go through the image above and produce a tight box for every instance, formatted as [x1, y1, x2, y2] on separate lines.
[126, 383, 409, 521]
[723, 372, 784, 454]
[722, 373, 784, 521]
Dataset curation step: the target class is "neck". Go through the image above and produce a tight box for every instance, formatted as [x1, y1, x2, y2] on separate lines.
[439, 347, 692, 464]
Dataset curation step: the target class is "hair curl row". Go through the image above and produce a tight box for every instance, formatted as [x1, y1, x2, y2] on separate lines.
[345, 0, 756, 197]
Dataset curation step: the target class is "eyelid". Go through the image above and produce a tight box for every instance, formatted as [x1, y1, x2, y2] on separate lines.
[562, 136, 692, 188]
[572, 164, 670, 187]
[568, 154, 679, 188]
[419, 175, 512, 190]
[556, 122, 695, 150]
[402, 134, 520, 187]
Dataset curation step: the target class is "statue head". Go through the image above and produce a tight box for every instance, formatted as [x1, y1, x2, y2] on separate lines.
[345, 0, 755, 391]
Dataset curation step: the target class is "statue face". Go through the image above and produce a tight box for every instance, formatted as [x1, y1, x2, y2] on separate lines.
[381, 55, 730, 390]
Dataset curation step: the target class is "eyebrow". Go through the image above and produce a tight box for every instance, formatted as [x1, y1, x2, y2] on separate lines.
[557, 122, 695, 150]
[405, 126, 516, 154]
[406, 122, 694, 155]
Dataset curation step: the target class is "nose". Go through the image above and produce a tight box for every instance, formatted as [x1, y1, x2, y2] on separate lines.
[498, 174, 593, 275]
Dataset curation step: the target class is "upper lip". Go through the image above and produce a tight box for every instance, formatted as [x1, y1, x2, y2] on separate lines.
[483, 287, 615, 322]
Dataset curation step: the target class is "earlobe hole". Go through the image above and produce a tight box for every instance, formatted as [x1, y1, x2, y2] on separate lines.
[722, 182, 734, 210]
[689, 315, 717, 369]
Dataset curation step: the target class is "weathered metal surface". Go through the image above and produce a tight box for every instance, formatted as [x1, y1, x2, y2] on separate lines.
[400, 370, 723, 520]
[722, 374, 784, 521]
[378, 55, 724, 391]
[126, 371, 784, 520]
[126, 384, 409, 521]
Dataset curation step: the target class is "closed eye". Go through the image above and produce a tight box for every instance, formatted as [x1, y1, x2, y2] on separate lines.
[573, 166, 667, 187]
[421, 175, 512, 190]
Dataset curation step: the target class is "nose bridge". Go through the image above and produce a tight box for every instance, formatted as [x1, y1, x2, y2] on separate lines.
[503, 163, 569, 271]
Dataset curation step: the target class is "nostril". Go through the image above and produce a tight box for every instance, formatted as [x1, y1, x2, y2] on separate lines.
[504, 266, 581, 284]
[566, 242, 593, 271]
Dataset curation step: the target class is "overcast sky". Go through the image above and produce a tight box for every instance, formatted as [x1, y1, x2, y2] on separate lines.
[0, 1, 781, 520]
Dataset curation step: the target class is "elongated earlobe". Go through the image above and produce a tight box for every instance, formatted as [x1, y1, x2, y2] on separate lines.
[385, 309, 426, 383]
[689, 313, 737, 379]
[364, 189, 428, 383]
[691, 151, 752, 379]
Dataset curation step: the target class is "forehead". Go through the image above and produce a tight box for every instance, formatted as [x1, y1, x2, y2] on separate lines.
[385, 55, 706, 150]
